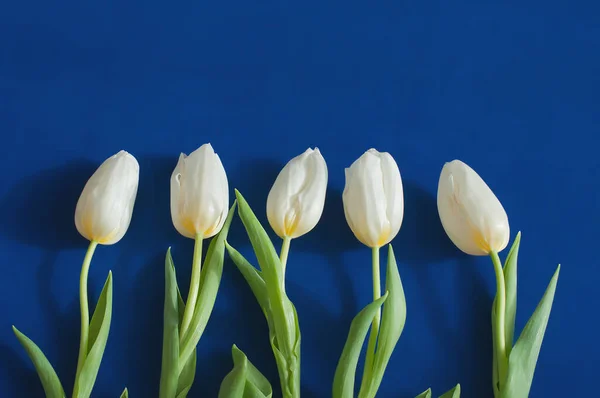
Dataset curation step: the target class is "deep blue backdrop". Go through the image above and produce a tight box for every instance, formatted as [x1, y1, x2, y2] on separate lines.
[0, 1, 597, 397]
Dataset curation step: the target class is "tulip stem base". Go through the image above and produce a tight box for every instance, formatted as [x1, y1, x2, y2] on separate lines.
[180, 234, 203, 341]
[491, 251, 508, 390]
[361, 246, 381, 395]
[74, 240, 98, 389]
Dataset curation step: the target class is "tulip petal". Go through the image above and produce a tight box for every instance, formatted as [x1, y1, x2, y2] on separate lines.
[75, 151, 139, 245]
[171, 144, 229, 239]
[12, 326, 65, 398]
[437, 160, 509, 255]
[343, 149, 404, 248]
[266, 148, 327, 238]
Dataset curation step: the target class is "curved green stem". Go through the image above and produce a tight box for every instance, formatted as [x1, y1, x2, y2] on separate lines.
[359, 246, 381, 397]
[74, 241, 98, 385]
[491, 251, 508, 388]
[279, 236, 292, 291]
[280, 236, 291, 277]
[179, 234, 203, 341]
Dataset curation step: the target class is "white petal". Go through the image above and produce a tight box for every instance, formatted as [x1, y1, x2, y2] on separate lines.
[267, 148, 328, 238]
[170, 144, 229, 239]
[343, 149, 401, 248]
[75, 151, 139, 245]
[437, 160, 510, 255]
[378, 151, 404, 246]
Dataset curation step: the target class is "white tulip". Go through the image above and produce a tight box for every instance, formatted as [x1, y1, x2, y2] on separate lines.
[170, 143, 229, 239]
[75, 150, 139, 245]
[343, 149, 404, 248]
[437, 159, 510, 255]
[266, 148, 328, 239]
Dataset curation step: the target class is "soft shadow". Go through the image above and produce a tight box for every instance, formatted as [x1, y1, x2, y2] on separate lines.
[300, 386, 319, 398]
[394, 180, 491, 395]
[108, 154, 187, 396]
[461, 266, 493, 397]
[0, 161, 99, 394]
[291, 187, 362, 387]
[226, 157, 283, 247]
[395, 180, 461, 348]
[394, 179, 462, 264]
[119, 252, 164, 397]
[285, 281, 350, 395]
[292, 186, 361, 255]
[36, 252, 80, 391]
[127, 155, 182, 247]
[0, 344, 42, 397]
[194, 259, 278, 396]
[0, 160, 96, 248]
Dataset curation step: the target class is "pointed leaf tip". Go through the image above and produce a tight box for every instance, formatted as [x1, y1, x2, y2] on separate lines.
[502, 264, 560, 398]
[12, 326, 65, 398]
[333, 293, 388, 398]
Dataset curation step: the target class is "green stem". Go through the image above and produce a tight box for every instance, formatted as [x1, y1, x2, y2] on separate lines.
[491, 251, 508, 389]
[179, 234, 203, 341]
[277, 237, 298, 398]
[280, 236, 291, 275]
[359, 246, 381, 397]
[74, 240, 98, 391]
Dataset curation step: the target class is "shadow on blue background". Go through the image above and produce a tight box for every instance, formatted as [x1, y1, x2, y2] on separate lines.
[0, 161, 97, 396]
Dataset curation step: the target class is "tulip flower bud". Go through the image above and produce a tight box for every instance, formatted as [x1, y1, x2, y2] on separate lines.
[437, 159, 510, 255]
[266, 148, 328, 239]
[75, 150, 139, 245]
[343, 149, 404, 248]
[170, 143, 229, 239]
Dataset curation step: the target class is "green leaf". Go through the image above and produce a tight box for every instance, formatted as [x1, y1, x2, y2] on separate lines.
[176, 349, 196, 398]
[234, 191, 295, 357]
[176, 275, 196, 398]
[225, 241, 268, 313]
[218, 349, 248, 398]
[332, 293, 388, 398]
[218, 345, 273, 398]
[272, 301, 301, 398]
[415, 388, 432, 398]
[73, 271, 113, 398]
[12, 326, 65, 398]
[234, 190, 282, 289]
[159, 249, 181, 398]
[503, 232, 521, 355]
[439, 383, 461, 398]
[120, 388, 129, 398]
[362, 244, 406, 397]
[179, 202, 236, 368]
[501, 265, 560, 398]
[235, 346, 273, 398]
[158, 249, 197, 398]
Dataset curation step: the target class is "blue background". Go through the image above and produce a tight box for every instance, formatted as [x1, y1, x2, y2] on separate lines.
[0, 1, 597, 397]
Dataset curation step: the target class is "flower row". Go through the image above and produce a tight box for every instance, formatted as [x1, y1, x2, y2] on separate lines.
[76, 144, 508, 258]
